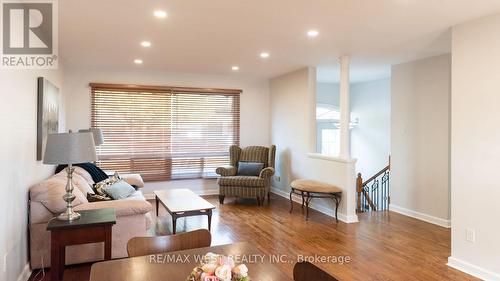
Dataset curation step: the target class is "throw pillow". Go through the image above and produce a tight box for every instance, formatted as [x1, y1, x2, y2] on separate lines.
[93, 174, 120, 196]
[237, 162, 264, 176]
[102, 180, 136, 200]
[87, 193, 112, 202]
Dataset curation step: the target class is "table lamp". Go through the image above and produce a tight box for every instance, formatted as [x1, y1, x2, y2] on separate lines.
[78, 128, 104, 146]
[43, 131, 97, 221]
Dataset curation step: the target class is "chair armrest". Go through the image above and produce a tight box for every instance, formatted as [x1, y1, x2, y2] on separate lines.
[74, 200, 152, 217]
[259, 167, 275, 179]
[216, 166, 237, 176]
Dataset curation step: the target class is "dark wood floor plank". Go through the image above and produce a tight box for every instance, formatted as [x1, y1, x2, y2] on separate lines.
[29, 194, 477, 281]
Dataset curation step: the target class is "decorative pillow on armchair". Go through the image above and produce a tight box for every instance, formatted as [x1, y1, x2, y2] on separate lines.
[237, 162, 264, 176]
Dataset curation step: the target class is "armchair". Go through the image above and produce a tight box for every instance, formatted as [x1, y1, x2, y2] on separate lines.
[216, 145, 276, 205]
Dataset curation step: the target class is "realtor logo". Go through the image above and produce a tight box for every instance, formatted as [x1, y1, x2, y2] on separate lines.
[1, 0, 58, 69]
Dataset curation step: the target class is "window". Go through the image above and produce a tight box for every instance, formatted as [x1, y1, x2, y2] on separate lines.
[316, 104, 340, 156]
[90, 84, 240, 181]
[320, 128, 340, 156]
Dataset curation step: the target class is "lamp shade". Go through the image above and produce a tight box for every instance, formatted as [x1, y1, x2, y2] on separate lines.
[79, 128, 104, 145]
[43, 132, 97, 164]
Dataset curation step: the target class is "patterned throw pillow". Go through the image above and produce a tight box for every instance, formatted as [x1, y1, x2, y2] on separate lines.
[93, 173, 121, 196]
[87, 193, 112, 202]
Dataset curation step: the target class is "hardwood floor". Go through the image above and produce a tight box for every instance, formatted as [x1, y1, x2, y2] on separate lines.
[29, 194, 477, 281]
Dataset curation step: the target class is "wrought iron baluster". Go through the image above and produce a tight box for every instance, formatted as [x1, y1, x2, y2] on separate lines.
[357, 166, 390, 212]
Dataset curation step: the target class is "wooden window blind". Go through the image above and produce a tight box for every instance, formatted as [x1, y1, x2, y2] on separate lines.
[90, 83, 240, 181]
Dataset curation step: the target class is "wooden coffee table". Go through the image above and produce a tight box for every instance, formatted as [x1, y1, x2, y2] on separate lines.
[154, 188, 215, 234]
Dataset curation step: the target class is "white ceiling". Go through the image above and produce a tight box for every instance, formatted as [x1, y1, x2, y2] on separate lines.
[60, 0, 500, 82]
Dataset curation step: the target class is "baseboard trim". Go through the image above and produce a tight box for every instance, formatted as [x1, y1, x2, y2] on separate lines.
[271, 187, 358, 223]
[389, 204, 451, 228]
[17, 263, 31, 281]
[144, 188, 219, 200]
[448, 256, 500, 281]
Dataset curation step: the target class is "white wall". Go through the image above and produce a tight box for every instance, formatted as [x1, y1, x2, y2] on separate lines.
[0, 68, 65, 281]
[448, 14, 500, 280]
[390, 54, 451, 226]
[270, 67, 358, 223]
[351, 79, 391, 177]
[317, 82, 340, 106]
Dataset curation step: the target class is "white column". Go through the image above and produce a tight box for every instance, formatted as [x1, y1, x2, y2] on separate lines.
[339, 55, 350, 159]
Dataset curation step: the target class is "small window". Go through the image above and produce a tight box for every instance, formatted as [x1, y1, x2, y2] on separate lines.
[316, 104, 340, 156]
[321, 128, 340, 156]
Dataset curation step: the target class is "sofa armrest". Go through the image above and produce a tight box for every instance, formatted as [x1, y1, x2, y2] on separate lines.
[121, 173, 145, 188]
[74, 200, 152, 217]
[216, 166, 237, 176]
[259, 167, 275, 179]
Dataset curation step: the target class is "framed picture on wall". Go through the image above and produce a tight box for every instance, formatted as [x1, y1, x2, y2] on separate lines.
[37, 77, 60, 160]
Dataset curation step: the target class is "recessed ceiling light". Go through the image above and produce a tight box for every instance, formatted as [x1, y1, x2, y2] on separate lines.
[154, 10, 167, 18]
[307, 30, 319, 37]
[134, 59, 143, 64]
[260, 52, 270, 58]
[232, 66, 239, 71]
[141, 41, 151, 47]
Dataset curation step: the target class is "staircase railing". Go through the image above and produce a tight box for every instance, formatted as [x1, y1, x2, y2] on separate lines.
[356, 157, 391, 213]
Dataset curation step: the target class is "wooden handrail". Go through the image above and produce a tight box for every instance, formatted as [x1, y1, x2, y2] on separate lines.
[362, 164, 390, 187]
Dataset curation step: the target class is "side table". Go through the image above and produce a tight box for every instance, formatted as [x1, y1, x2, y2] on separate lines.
[47, 208, 116, 281]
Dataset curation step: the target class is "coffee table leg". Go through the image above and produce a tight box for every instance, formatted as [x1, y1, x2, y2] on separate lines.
[207, 210, 212, 231]
[155, 195, 159, 216]
[172, 214, 177, 234]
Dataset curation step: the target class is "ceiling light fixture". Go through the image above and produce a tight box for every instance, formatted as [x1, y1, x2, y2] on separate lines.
[307, 30, 319, 37]
[154, 10, 167, 18]
[134, 59, 143, 64]
[260, 52, 270, 58]
[232, 66, 239, 71]
[141, 41, 151, 47]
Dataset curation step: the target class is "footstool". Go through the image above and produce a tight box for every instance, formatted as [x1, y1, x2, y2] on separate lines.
[289, 179, 342, 222]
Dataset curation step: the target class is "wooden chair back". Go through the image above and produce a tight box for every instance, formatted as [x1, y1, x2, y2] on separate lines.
[127, 229, 212, 257]
[293, 261, 339, 281]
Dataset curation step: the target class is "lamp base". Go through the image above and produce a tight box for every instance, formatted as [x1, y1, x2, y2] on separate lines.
[57, 209, 81, 221]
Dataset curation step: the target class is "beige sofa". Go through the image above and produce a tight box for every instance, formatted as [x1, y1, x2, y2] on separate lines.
[29, 167, 153, 269]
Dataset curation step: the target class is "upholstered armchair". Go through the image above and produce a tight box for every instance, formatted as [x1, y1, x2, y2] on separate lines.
[216, 145, 276, 205]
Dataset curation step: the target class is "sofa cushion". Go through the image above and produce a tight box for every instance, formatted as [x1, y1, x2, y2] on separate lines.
[237, 162, 264, 176]
[218, 176, 266, 187]
[102, 180, 136, 200]
[123, 190, 146, 201]
[30, 175, 88, 214]
[74, 198, 152, 217]
[55, 170, 95, 196]
[73, 166, 95, 185]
